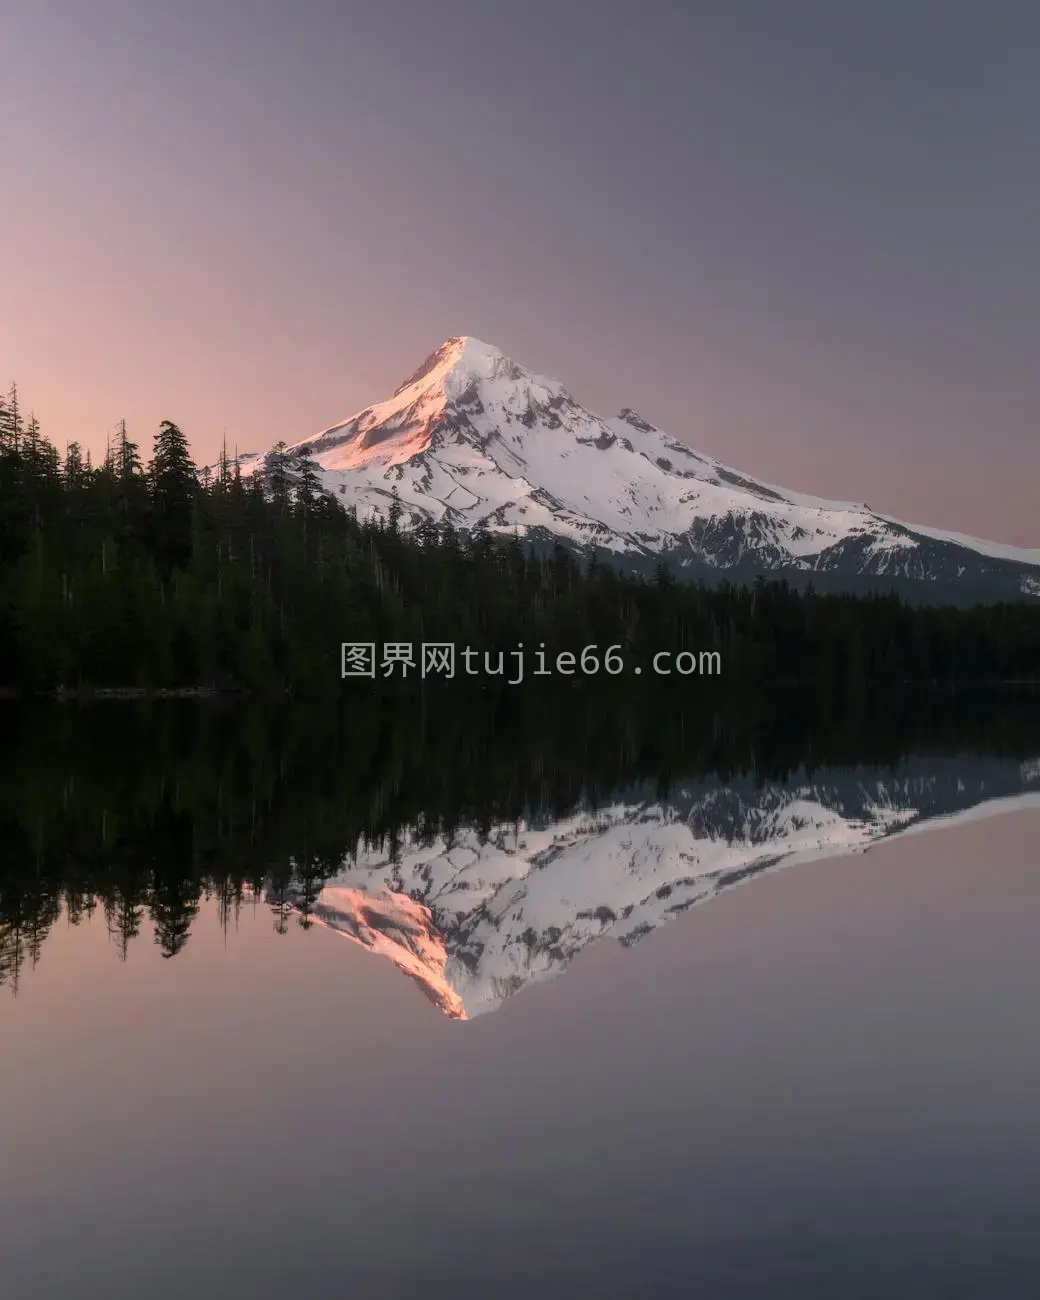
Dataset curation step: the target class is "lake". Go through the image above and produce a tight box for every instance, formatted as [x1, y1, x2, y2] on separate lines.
[1, 694, 1039, 1298]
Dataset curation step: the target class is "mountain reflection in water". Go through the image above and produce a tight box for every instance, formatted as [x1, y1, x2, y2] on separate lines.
[263, 758, 1040, 1018]
[2, 688, 1039, 1004]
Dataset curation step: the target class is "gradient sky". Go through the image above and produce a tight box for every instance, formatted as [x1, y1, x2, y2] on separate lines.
[2, 0, 1038, 542]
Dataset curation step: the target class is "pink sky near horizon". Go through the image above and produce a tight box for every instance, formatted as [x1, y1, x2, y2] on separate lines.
[2, 1, 1038, 546]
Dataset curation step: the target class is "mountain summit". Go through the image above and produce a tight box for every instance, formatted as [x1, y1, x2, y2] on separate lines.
[288, 335, 572, 473]
[236, 337, 1040, 602]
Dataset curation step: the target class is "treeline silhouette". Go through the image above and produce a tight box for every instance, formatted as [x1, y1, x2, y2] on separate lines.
[2, 389, 1040, 692]
[2, 688, 1039, 991]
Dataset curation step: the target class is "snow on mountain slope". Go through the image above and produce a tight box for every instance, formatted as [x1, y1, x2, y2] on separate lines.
[235, 336, 1040, 597]
[263, 758, 1040, 1019]
[870, 515, 1040, 567]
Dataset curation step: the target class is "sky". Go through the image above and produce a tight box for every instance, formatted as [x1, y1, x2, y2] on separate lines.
[1, 0, 1038, 543]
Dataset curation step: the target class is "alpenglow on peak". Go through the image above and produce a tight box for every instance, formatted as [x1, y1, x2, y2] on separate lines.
[389, 335, 505, 396]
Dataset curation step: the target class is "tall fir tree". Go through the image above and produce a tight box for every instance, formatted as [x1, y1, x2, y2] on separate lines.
[148, 420, 197, 576]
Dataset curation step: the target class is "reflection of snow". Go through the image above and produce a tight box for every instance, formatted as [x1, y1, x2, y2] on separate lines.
[311, 887, 466, 1019]
[270, 762, 1040, 1021]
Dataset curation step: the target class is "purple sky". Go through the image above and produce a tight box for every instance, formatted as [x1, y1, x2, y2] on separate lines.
[2, 1, 1038, 543]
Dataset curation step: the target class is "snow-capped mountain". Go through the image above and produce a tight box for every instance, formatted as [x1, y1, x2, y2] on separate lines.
[234, 336, 1040, 602]
[264, 757, 1040, 1019]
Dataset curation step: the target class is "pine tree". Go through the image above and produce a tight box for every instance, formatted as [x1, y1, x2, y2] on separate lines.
[293, 448, 323, 514]
[148, 420, 197, 576]
[387, 486, 402, 535]
[115, 419, 142, 481]
[264, 442, 292, 510]
[1, 383, 23, 450]
[64, 442, 85, 484]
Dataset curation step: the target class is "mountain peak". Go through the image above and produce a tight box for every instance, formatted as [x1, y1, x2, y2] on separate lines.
[391, 335, 506, 397]
[257, 338, 1040, 601]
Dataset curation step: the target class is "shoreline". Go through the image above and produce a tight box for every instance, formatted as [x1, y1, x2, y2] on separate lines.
[0, 686, 257, 701]
[0, 678, 1037, 702]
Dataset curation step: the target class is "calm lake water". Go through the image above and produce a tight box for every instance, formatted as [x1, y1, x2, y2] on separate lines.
[2, 699, 1039, 1298]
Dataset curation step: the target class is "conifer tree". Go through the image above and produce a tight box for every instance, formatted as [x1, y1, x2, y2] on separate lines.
[148, 420, 197, 575]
